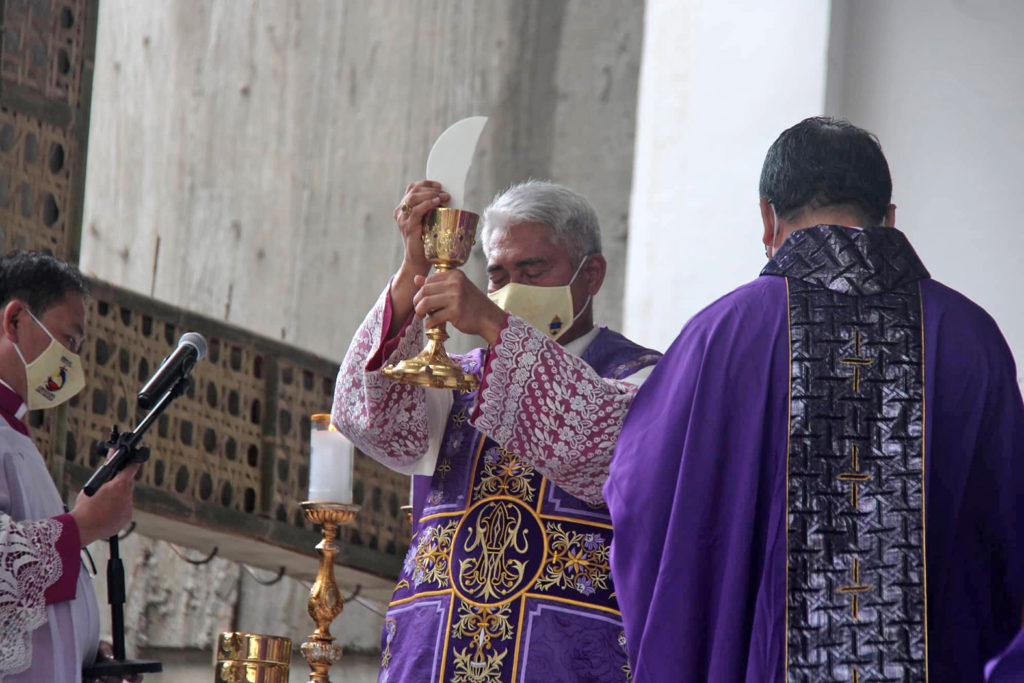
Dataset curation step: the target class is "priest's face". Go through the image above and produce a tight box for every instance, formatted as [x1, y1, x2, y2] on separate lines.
[486, 222, 578, 291]
[485, 221, 606, 344]
[485, 222, 603, 298]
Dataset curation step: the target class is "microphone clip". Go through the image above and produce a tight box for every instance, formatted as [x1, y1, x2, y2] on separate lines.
[94, 426, 151, 468]
[82, 373, 190, 496]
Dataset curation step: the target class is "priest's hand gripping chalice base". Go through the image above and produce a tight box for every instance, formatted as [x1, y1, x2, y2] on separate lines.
[380, 206, 481, 392]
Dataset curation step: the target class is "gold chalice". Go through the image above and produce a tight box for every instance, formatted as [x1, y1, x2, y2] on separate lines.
[382, 207, 480, 391]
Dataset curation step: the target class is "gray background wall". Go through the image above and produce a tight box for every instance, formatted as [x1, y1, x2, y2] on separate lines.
[81, 0, 643, 359]
[825, 0, 1024, 380]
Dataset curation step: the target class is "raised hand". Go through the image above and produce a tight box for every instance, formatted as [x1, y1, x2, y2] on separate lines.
[413, 270, 507, 347]
[388, 180, 450, 337]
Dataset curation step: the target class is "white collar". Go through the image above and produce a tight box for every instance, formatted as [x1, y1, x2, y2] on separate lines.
[0, 378, 28, 419]
[560, 326, 601, 358]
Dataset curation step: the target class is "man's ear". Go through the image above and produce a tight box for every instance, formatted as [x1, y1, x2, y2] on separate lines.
[2, 301, 24, 344]
[883, 203, 896, 227]
[760, 197, 775, 248]
[583, 254, 607, 296]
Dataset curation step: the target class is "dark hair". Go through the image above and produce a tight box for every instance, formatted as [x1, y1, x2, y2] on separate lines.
[0, 251, 89, 314]
[759, 116, 892, 225]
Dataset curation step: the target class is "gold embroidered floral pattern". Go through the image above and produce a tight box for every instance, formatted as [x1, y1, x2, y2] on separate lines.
[535, 524, 611, 596]
[619, 630, 632, 681]
[428, 454, 455, 505]
[380, 618, 397, 670]
[451, 602, 514, 646]
[411, 521, 459, 587]
[451, 645, 508, 683]
[449, 599, 514, 682]
[472, 446, 536, 502]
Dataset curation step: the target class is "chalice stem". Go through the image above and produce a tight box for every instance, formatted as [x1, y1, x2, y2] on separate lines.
[425, 263, 451, 347]
[380, 208, 480, 391]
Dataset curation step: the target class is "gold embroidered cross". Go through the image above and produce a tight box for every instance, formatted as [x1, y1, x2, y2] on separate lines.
[836, 445, 872, 508]
[838, 329, 874, 393]
[837, 557, 873, 620]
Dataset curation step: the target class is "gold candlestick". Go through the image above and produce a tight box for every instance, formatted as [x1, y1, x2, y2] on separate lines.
[300, 501, 360, 683]
[381, 207, 480, 391]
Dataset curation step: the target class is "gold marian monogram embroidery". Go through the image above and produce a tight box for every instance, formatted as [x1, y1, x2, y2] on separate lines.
[458, 501, 531, 602]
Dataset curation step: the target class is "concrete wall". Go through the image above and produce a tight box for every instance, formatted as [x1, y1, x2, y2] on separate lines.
[624, 0, 831, 351]
[827, 0, 1024, 377]
[81, 0, 644, 358]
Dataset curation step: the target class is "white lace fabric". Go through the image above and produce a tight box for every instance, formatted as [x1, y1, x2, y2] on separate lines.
[332, 286, 431, 470]
[470, 315, 640, 505]
[0, 515, 63, 676]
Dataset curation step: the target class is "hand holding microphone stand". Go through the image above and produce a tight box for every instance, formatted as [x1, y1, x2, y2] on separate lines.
[81, 333, 207, 680]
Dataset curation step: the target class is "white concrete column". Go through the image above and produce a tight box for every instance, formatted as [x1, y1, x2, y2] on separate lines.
[827, 0, 1024, 378]
[624, 0, 831, 350]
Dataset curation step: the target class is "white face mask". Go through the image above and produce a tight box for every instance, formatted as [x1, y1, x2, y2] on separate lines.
[487, 257, 592, 341]
[12, 309, 86, 410]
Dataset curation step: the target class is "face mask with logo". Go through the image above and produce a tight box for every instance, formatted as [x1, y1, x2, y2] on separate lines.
[487, 257, 592, 341]
[12, 308, 86, 410]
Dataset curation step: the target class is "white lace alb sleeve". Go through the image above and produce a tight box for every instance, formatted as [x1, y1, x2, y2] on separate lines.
[332, 285, 450, 474]
[0, 514, 63, 677]
[470, 316, 641, 506]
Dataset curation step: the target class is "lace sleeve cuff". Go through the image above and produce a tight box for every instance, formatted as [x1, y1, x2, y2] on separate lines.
[0, 515, 68, 675]
[43, 513, 81, 605]
[366, 286, 419, 373]
[332, 283, 431, 469]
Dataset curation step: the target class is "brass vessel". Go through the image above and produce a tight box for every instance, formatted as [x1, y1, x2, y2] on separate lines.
[381, 207, 480, 391]
[215, 632, 291, 682]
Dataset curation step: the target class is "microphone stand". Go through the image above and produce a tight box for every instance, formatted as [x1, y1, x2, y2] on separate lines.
[79, 377, 190, 679]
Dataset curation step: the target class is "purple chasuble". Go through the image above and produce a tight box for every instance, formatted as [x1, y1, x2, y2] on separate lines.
[606, 226, 1024, 682]
[383, 328, 660, 683]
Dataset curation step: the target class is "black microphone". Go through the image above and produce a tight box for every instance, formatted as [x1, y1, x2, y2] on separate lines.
[137, 332, 208, 409]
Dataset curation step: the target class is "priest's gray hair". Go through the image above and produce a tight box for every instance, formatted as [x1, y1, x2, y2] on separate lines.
[481, 180, 602, 265]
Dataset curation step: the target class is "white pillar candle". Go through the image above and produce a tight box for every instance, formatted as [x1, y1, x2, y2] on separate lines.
[308, 414, 354, 504]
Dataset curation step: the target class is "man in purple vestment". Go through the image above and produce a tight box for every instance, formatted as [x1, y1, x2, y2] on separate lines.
[333, 180, 661, 682]
[606, 117, 1024, 682]
[0, 251, 140, 682]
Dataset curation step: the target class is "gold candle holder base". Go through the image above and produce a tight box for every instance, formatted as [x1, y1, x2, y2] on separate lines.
[299, 501, 360, 683]
[381, 207, 480, 392]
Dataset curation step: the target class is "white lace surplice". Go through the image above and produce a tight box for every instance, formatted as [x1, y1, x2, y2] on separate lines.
[0, 420, 99, 682]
